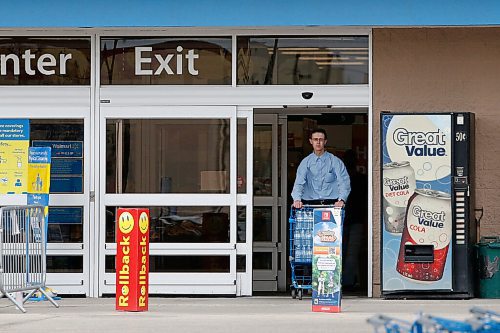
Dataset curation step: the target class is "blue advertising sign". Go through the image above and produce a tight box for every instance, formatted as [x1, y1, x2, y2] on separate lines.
[27, 147, 52, 237]
[312, 207, 344, 313]
[50, 176, 83, 193]
[33, 140, 83, 193]
[33, 141, 83, 158]
[51, 159, 83, 175]
[0, 119, 29, 140]
[48, 207, 83, 224]
[0, 119, 29, 194]
[381, 114, 452, 292]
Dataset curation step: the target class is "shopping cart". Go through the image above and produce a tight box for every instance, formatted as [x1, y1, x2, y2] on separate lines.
[367, 308, 500, 333]
[289, 205, 315, 300]
[468, 307, 500, 333]
[366, 314, 413, 333]
[367, 313, 474, 333]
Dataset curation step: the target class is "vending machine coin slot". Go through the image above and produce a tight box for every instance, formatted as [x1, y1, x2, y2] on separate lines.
[404, 244, 434, 263]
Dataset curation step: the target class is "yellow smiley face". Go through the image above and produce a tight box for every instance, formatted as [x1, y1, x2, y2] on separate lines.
[139, 212, 149, 234]
[118, 211, 134, 234]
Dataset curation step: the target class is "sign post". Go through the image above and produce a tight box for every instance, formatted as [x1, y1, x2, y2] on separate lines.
[116, 208, 150, 312]
[311, 207, 344, 313]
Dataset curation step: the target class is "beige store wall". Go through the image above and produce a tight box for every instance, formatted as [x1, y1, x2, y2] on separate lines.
[372, 27, 500, 296]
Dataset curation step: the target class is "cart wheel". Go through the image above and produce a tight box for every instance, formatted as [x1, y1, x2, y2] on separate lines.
[291, 288, 297, 299]
[298, 289, 303, 300]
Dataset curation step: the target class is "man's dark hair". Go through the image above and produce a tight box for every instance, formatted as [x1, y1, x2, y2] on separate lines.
[310, 128, 328, 140]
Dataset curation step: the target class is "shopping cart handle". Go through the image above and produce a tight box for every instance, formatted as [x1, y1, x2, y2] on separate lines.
[291, 204, 344, 209]
[366, 315, 387, 328]
[366, 315, 412, 332]
[470, 306, 500, 318]
[416, 314, 474, 332]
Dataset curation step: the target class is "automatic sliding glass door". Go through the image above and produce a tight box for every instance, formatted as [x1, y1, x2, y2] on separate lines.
[99, 106, 238, 295]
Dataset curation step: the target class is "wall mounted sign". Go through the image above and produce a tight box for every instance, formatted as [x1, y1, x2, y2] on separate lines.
[100, 37, 232, 85]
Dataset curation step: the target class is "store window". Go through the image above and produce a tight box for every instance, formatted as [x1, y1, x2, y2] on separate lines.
[254, 124, 272, 196]
[0, 37, 91, 85]
[100, 37, 232, 85]
[237, 206, 246, 243]
[237, 119, 247, 194]
[106, 255, 230, 273]
[106, 119, 230, 193]
[30, 119, 84, 194]
[237, 36, 368, 85]
[106, 206, 230, 243]
[29, 119, 85, 244]
[47, 255, 83, 273]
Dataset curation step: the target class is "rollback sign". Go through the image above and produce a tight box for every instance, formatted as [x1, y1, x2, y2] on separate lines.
[116, 208, 150, 312]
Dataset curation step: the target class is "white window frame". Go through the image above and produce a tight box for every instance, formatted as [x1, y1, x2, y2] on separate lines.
[0, 86, 93, 295]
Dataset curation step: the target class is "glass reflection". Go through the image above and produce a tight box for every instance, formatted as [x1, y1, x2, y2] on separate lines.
[253, 252, 272, 270]
[253, 207, 272, 242]
[29, 119, 84, 194]
[106, 206, 230, 243]
[254, 125, 272, 196]
[237, 119, 247, 193]
[47, 206, 83, 243]
[237, 255, 246, 272]
[237, 206, 246, 243]
[106, 119, 230, 194]
[100, 37, 232, 85]
[0, 37, 91, 85]
[237, 36, 368, 85]
[46, 255, 83, 273]
[106, 255, 230, 273]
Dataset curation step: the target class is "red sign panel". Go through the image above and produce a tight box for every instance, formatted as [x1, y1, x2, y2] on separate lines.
[116, 208, 150, 311]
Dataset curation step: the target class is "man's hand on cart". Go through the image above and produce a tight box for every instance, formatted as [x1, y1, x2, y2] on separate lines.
[293, 199, 344, 208]
[333, 199, 345, 208]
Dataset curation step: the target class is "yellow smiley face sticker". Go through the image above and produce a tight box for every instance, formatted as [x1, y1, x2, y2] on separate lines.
[118, 211, 134, 234]
[139, 212, 149, 234]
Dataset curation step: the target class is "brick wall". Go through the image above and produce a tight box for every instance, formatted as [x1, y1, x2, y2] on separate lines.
[372, 27, 500, 296]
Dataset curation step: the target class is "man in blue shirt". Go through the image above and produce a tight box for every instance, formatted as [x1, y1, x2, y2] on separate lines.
[291, 128, 351, 209]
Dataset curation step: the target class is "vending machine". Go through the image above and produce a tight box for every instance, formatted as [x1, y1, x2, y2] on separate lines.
[380, 112, 476, 298]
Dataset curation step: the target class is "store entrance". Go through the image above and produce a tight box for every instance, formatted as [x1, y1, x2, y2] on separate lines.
[253, 108, 368, 296]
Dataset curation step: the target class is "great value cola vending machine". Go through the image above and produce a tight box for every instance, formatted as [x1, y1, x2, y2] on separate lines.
[380, 112, 476, 298]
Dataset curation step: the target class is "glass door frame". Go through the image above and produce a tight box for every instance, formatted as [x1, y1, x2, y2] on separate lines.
[98, 105, 239, 295]
[253, 114, 281, 291]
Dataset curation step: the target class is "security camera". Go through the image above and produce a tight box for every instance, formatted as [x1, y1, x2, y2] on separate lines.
[301, 92, 313, 100]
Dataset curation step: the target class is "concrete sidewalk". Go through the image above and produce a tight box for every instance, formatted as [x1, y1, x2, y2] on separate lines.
[1, 296, 499, 333]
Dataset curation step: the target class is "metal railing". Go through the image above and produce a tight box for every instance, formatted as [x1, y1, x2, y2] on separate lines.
[0, 205, 59, 312]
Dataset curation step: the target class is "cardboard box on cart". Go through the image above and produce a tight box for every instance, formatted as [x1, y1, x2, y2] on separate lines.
[311, 207, 343, 313]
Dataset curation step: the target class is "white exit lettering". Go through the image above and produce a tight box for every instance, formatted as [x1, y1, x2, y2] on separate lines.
[0, 50, 72, 76]
[135, 46, 199, 76]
